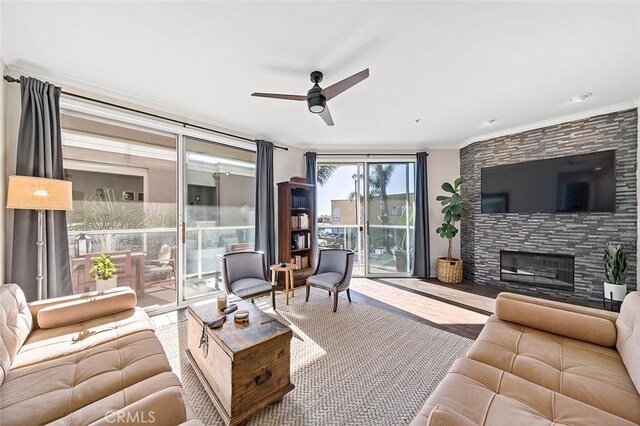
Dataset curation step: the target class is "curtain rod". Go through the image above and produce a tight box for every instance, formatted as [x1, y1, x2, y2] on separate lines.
[312, 152, 425, 157]
[4, 75, 288, 151]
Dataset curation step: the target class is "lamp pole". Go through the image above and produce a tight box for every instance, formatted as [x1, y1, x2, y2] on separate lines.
[36, 209, 44, 300]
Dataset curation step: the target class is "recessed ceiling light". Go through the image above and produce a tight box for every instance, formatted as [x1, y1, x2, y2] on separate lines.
[484, 119, 497, 126]
[570, 92, 592, 103]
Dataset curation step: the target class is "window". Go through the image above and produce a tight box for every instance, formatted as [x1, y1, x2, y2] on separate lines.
[391, 205, 405, 216]
[332, 207, 341, 220]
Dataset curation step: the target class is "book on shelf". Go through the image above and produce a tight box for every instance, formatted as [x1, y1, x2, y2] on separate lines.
[290, 213, 309, 230]
[291, 233, 309, 251]
[290, 255, 309, 270]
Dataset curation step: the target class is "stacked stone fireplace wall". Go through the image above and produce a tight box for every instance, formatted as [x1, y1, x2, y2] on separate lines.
[460, 109, 638, 303]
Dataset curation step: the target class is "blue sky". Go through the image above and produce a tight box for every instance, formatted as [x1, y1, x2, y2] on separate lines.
[316, 163, 415, 216]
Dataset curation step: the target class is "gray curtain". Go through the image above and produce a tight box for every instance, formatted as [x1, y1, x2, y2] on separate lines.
[11, 77, 72, 301]
[304, 152, 318, 263]
[412, 152, 430, 278]
[254, 140, 276, 265]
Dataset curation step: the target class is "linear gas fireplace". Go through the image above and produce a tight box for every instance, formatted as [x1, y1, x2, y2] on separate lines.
[500, 250, 574, 291]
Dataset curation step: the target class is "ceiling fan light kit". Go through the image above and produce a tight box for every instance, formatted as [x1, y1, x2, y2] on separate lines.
[251, 68, 369, 126]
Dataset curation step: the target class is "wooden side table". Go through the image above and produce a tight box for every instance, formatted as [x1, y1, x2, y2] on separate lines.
[270, 263, 296, 305]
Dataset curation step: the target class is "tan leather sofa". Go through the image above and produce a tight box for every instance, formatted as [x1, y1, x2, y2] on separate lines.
[0, 283, 201, 425]
[411, 291, 640, 425]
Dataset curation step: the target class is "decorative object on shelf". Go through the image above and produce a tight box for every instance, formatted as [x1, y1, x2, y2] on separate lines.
[435, 177, 469, 284]
[603, 242, 628, 302]
[89, 253, 118, 292]
[6, 175, 74, 300]
[290, 176, 306, 183]
[74, 233, 92, 257]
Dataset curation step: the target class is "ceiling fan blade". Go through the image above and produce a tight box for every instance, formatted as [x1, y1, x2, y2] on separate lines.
[321, 68, 369, 100]
[319, 106, 334, 126]
[251, 92, 307, 101]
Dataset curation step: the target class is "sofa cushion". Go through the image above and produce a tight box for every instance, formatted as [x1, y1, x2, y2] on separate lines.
[14, 307, 154, 368]
[410, 357, 634, 426]
[36, 287, 137, 329]
[54, 373, 189, 425]
[495, 292, 618, 347]
[0, 329, 175, 425]
[617, 291, 640, 394]
[0, 284, 33, 385]
[467, 315, 640, 423]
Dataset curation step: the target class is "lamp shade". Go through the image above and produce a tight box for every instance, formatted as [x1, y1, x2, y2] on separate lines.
[6, 176, 73, 211]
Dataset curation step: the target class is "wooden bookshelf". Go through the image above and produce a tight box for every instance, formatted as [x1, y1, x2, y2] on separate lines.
[277, 181, 315, 287]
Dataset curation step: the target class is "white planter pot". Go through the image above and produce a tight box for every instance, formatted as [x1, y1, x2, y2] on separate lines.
[603, 281, 627, 302]
[96, 276, 118, 292]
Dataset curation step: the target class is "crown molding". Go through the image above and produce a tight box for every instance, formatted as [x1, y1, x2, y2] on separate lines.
[460, 99, 640, 149]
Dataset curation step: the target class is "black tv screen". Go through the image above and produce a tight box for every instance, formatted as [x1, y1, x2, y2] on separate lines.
[481, 150, 615, 214]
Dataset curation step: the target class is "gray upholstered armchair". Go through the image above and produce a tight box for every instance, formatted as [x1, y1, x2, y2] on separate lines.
[221, 251, 276, 309]
[305, 249, 355, 312]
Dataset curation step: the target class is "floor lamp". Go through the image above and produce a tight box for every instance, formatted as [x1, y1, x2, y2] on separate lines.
[6, 176, 73, 300]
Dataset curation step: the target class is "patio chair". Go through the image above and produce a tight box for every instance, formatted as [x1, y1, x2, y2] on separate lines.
[221, 251, 276, 309]
[144, 244, 177, 292]
[305, 249, 355, 312]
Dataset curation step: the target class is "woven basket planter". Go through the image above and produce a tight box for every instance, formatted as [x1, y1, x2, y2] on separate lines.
[436, 257, 463, 284]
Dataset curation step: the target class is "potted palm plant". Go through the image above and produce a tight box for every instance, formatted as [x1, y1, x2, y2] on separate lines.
[603, 242, 628, 301]
[89, 253, 118, 292]
[435, 177, 468, 283]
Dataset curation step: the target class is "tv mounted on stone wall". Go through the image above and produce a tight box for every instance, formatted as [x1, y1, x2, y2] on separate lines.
[481, 150, 616, 214]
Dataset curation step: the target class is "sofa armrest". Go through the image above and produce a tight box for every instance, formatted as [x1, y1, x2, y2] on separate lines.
[495, 292, 618, 346]
[29, 287, 136, 329]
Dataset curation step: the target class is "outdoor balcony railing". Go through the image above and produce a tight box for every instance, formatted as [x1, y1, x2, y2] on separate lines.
[67, 225, 255, 293]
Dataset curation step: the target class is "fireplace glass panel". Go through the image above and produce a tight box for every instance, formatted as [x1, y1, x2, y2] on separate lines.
[500, 250, 574, 291]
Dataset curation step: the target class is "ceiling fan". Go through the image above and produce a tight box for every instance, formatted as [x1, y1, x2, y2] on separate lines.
[251, 68, 370, 126]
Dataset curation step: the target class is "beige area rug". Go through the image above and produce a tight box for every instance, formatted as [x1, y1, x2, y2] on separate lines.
[155, 291, 473, 426]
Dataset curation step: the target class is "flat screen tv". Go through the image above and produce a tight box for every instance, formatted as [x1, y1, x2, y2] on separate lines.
[481, 150, 615, 214]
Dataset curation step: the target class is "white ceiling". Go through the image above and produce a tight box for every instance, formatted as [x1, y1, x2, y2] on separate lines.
[2, 1, 639, 150]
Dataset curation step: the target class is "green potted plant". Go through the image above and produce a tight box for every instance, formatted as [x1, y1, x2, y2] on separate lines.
[89, 253, 118, 292]
[603, 242, 628, 301]
[435, 177, 469, 284]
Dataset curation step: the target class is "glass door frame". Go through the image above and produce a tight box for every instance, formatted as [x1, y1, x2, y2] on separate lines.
[316, 155, 416, 278]
[59, 97, 258, 314]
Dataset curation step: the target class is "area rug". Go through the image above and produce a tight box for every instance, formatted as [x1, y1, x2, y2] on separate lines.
[155, 291, 473, 426]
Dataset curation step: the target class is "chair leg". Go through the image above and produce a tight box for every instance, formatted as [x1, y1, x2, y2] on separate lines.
[346, 288, 351, 303]
[333, 290, 338, 313]
[272, 289, 276, 310]
[328, 291, 331, 297]
[305, 284, 310, 302]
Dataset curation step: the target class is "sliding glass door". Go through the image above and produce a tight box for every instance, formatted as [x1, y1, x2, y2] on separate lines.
[181, 137, 256, 301]
[365, 162, 415, 275]
[61, 116, 179, 310]
[316, 160, 415, 276]
[316, 163, 365, 275]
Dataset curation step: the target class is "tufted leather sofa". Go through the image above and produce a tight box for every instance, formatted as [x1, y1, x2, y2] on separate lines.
[0, 283, 201, 425]
[411, 291, 640, 425]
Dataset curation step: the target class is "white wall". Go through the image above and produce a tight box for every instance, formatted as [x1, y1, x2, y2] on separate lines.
[0, 59, 5, 283]
[427, 149, 461, 277]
